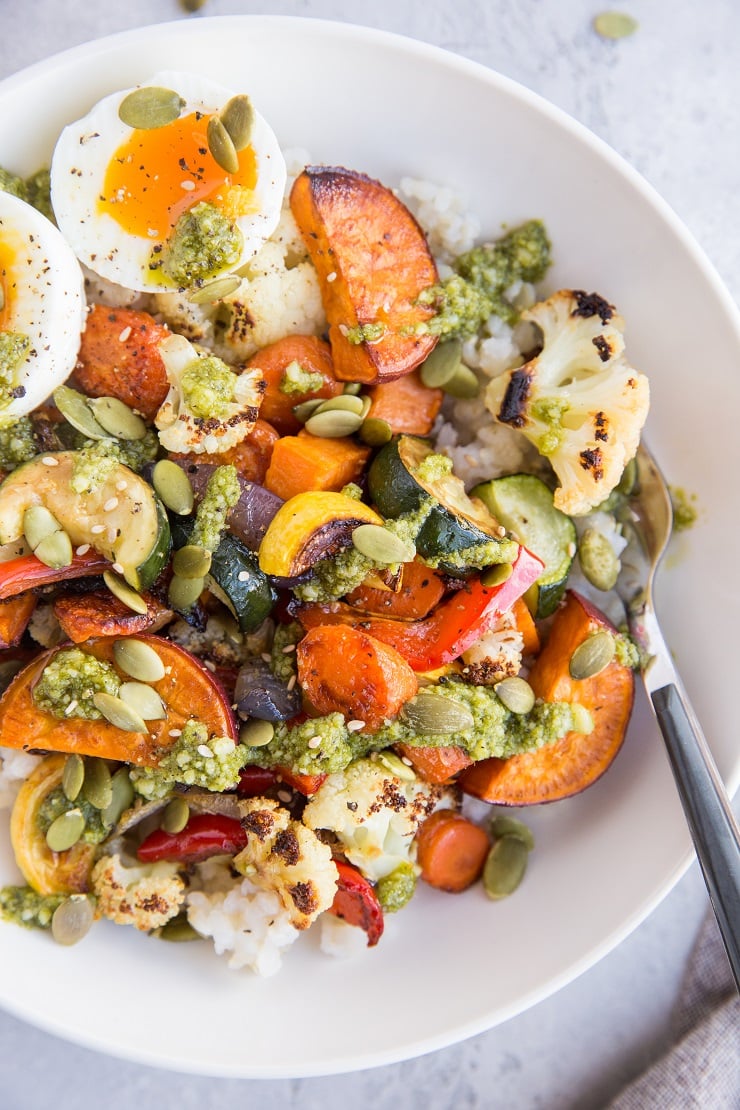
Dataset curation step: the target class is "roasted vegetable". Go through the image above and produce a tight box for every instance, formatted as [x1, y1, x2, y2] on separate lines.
[246, 334, 342, 434]
[364, 369, 443, 435]
[0, 594, 37, 648]
[263, 431, 371, 501]
[258, 490, 383, 579]
[53, 590, 173, 643]
[415, 809, 490, 893]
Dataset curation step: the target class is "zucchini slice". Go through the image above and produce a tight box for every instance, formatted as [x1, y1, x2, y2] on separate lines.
[207, 533, 276, 634]
[471, 473, 576, 617]
[0, 452, 170, 591]
[368, 435, 518, 571]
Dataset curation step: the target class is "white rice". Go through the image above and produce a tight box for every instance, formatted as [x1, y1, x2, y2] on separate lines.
[0, 747, 42, 809]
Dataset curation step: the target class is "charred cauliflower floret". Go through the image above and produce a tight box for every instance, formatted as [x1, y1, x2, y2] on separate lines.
[91, 853, 185, 931]
[485, 290, 649, 516]
[233, 798, 338, 930]
[303, 758, 458, 882]
[155, 333, 264, 454]
[461, 608, 524, 685]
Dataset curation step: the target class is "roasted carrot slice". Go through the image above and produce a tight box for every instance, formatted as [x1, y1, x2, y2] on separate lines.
[459, 591, 635, 805]
[73, 305, 170, 420]
[395, 743, 473, 784]
[53, 590, 173, 644]
[296, 624, 418, 732]
[246, 335, 342, 434]
[0, 593, 37, 648]
[365, 369, 443, 435]
[170, 418, 279, 484]
[416, 810, 490, 893]
[290, 167, 439, 383]
[346, 561, 447, 621]
[0, 635, 237, 765]
[263, 431, 370, 500]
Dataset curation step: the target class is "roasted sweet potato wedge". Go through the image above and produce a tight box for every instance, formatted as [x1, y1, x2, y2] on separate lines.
[53, 590, 173, 644]
[246, 335, 342, 434]
[365, 369, 443, 435]
[0, 593, 37, 648]
[395, 743, 473, 784]
[459, 591, 635, 804]
[290, 166, 439, 383]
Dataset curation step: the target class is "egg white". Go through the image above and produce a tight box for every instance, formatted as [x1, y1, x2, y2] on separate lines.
[50, 70, 287, 293]
[0, 190, 86, 423]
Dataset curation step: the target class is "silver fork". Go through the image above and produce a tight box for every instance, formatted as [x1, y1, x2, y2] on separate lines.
[623, 442, 740, 988]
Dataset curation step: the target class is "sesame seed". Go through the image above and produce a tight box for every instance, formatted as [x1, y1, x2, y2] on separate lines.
[197, 744, 212, 758]
[165, 666, 172, 675]
[64, 699, 78, 716]
[112, 562, 125, 575]
[41, 456, 59, 467]
[203, 660, 216, 672]
[90, 524, 106, 535]
[118, 326, 132, 342]
[286, 674, 297, 691]
[307, 736, 321, 749]
[237, 570, 249, 582]
[347, 720, 365, 732]
[401, 756, 413, 766]
[261, 653, 272, 663]
[75, 544, 90, 556]
[169, 728, 182, 738]
[181, 180, 196, 191]
[496, 526, 507, 538]
[281, 643, 296, 653]
[147, 228, 158, 238]
[327, 271, 337, 283]
[277, 790, 292, 803]
[107, 528, 117, 544]
[103, 497, 119, 512]
[116, 480, 128, 492]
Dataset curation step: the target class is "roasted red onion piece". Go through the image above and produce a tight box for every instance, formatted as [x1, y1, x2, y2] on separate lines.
[173, 462, 283, 551]
[234, 658, 301, 721]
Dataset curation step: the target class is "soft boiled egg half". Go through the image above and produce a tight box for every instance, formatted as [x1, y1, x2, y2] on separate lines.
[50, 70, 286, 293]
[0, 190, 85, 424]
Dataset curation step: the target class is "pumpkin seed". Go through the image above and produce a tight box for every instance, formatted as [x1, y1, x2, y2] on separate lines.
[207, 115, 239, 174]
[62, 753, 85, 802]
[101, 767, 134, 826]
[489, 815, 535, 852]
[158, 913, 202, 942]
[82, 757, 113, 811]
[420, 339, 463, 388]
[51, 895, 94, 946]
[23, 505, 61, 551]
[220, 94, 254, 151]
[152, 459, 194, 515]
[188, 273, 242, 305]
[34, 529, 73, 570]
[52, 385, 109, 440]
[480, 562, 513, 588]
[119, 85, 184, 130]
[443, 364, 480, 399]
[168, 573, 205, 611]
[103, 570, 148, 615]
[375, 750, 416, 782]
[119, 681, 167, 721]
[482, 835, 530, 900]
[342, 382, 362, 396]
[45, 808, 86, 852]
[352, 524, 414, 565]
[494, 676, 535, 715]
[359, 417, 393, 447]
[293, 398, 324, 423]
[113, 638, 166, 683]
[93, 691, 147, 733]
[161, 796, 190, 835]
[593, 11, 638, 40]
[578, 528, 619, 591]
[304, 409, 364, 438]
[569, 630, 615, 680]
[173, 544, 212, 579]
[314, 394, 365, 416]
[240, 719, 275, 747]
[88, 396, 147, 441]
[400, 692, 474, 734]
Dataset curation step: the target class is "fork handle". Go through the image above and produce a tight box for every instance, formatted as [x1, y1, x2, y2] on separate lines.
[652, 683, 740, 990]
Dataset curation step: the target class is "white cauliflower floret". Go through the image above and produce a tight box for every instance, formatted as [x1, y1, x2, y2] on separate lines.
[461, 607, 524, 685]
[91, 852, 185, 931]
[155, 333, 264, 454]
[303, 758, 458, 882]
[485, 289, 650, 516]
[233, 797, 338, 930]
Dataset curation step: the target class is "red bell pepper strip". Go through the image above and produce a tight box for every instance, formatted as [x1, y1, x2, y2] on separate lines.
[137, 813, 247, 864]
[0, 550, 111, 600]
[293, 544, 544, 671]
[237, 764, 327, 797]
[329, 860, 384, 947]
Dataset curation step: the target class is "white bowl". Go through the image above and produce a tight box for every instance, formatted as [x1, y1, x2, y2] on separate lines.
[0, 15, 738, 1079]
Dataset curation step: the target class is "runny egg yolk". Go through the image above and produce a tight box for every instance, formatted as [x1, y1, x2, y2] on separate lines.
[0, 233, 20, 330]
[98, 111, 258, 240]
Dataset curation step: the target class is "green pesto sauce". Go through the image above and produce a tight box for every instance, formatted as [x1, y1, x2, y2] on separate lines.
[0, 331, 31, 415]
[156, 202, 243, 287]
[270, 621, 302, 683]
[670, 486, 698, 532]
[181, 355, 237, 419]
[0, 885, 65, 930]
[0, 416, 37, 468]
[614, 632, 640, 670]
[340, 482, 363, 501]
[0, 167, 27, 201]
[415, 219, 552, 340]
[129, 719, 248, 800]
[0, 165, 53, 221]
[344, 322, 386, 345]
[189, 464, 241, 552]
[422, 537, 518, 572]
[376, 862, 417, 913]
[37, 784, 110, 845]
[414, 451, 453, 484]
[70, 432, 158, 480]
[279, 360, 324, 396]
[32, 648, 120, 719]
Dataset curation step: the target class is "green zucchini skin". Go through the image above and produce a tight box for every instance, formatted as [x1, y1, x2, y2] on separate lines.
[207, 533, 276, 633]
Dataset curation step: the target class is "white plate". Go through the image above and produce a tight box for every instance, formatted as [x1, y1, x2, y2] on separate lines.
[0, 15, 738, 1079]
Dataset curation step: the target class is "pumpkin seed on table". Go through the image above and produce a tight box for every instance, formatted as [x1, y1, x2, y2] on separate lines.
[113, 638, 166, 683]
[173, 544, 213, 579]
[23, 505, 61, 551]
[152, 459, 195, 516]
[494, 676, 535, 715]
[359, 417, 393, 447]
[569, 630, 615, 680]
[240, 719, 275, 747]
[352, 524, 414, 565]
[82, 757, 113, 811]
[51, 895, 94, 947]
[52, 385, 109, 440]
[101, 767, 134, 826]
[118, 86, 184, 130]
[593, 11, 638, 40]
[188, 274, 242, 305]
[103, 570, 148, 615]
[207, 115, 239, 174]
[304, 409, 364, 438]
[93, 691, 147, 733]
[482, 834, 530, 900]
[578, 528, 619, 591]
[88, 396, 147, 441]
[62, 753, 85, 802]
[168, 574, 205, 611]
[489, 814, 535, 851]
[161, 796, 190, 835]
[45, 809, 86, 852]
[401, 692, 474, 734]
[219, 94, 254, 150]
[34, 529, 73, 570]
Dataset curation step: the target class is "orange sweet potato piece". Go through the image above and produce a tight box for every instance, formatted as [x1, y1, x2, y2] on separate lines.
[290, 167, 439, 383]
[296, 624, 418, 733]
[365, 369, 443, 435]
[73, 305, 170, 420]
[511, 597, 540, 657]
[0, 635, 237, 765]
[459, 591, 635, 805]
[53, 590, 173, 644]
[246, 335, 342, 434]
[0, 594, 37, 648]
[170, 418, 279, 484]
[395, 743, 473, 784]
[264, 430, 370, 500]
[346, 561, 446, 621]
[416, 810, 490, 892]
